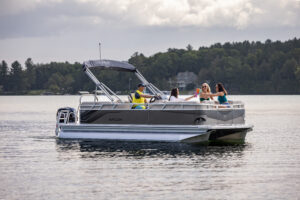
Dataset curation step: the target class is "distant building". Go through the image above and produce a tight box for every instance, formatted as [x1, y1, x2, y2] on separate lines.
[175, 71, 197, 89]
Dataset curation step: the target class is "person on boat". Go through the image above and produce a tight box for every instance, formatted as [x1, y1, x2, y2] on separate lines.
[210, 83, 229, 105]
[169, 88, 196, 102]
[199, 83, 213, 103]
[132, 83, 154, 109]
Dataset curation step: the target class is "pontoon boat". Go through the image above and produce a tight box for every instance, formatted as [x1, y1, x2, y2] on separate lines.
[55, 59, 253, 144]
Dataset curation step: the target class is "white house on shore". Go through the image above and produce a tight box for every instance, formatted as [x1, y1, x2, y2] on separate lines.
[169, 71, 198, 89]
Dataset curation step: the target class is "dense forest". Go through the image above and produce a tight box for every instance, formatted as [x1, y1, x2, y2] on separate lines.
[1, 38, 300, 95]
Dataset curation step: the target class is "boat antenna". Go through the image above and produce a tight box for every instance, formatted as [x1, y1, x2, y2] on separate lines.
[99, 42, 101, 60]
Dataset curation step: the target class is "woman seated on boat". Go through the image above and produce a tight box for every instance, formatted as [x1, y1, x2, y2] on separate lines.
[210, 83, 229, 106]
[199, 83, 214, 103]
[132, 83, 154, 109]
[169, 88, 196, 102]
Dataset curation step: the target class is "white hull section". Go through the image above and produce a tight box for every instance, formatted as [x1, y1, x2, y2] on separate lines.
[56, 124, 252, 144]
[57, 124, 210, 143]
[58, 131, 209, 143]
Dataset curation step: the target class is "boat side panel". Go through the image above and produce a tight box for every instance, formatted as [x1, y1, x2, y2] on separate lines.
[203, 109, 245, 125]
[80, 110, 199, 124]
[80, 110, 148, 124]
[148, 110, 200, 125]
[80, 109, 245, 125]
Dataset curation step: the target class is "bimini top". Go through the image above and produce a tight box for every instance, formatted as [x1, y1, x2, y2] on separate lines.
[83, 59, 136, 72]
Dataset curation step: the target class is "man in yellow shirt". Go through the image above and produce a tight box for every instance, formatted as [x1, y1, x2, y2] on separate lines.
[132, 83, 154, 109]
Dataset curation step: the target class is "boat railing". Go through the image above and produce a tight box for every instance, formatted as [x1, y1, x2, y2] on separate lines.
[56, 109, 77, 124]
[79, 93, 98, 104]
[79, 100, 245, 111]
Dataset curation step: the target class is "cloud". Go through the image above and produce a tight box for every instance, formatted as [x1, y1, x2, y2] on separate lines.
[72, 0, 300, 28]
[0, 0, 299, 39]
[125, 0, 261, 29]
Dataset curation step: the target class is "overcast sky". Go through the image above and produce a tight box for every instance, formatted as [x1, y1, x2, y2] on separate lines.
[0, 0, 299, 65]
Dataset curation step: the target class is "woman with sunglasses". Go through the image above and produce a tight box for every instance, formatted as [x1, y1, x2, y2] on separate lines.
[199, 83, 213, 103]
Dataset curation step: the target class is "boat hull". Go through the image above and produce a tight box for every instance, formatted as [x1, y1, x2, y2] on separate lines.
[208, 126, 251, 144]
[56, 124, 252, 144]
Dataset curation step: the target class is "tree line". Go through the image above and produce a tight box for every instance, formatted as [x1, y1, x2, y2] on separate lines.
[1, 38, 300, 95]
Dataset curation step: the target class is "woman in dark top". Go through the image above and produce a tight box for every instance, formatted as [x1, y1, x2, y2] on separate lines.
[210, 83, 229, 105]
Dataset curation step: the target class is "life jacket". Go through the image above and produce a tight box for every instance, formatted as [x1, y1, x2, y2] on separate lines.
[132, 90, 145, 109]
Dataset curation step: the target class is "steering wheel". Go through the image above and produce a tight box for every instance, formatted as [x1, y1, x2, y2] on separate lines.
[149, 96, 156, 103]
[150, 95, 161, 103]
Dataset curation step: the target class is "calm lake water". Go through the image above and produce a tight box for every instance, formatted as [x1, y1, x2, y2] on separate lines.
[0, 95, 300, 200]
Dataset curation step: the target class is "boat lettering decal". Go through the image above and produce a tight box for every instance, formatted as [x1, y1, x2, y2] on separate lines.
[108, 118, 123, 121]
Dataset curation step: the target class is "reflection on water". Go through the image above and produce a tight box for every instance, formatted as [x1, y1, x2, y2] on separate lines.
[56, 139, 247, 160]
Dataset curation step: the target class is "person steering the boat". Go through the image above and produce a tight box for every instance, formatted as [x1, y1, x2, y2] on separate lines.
[132, 83, 154, 109]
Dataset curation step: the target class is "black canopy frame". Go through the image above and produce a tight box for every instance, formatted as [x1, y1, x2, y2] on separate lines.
[83, 59, 164, 102]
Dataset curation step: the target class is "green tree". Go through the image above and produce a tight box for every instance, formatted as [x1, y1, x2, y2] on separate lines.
[9, 61, 28, 92]
[186, 44, 193, 51]
[45, 72, 65, 93]
[280, 59, 297, 80]
[25, 58, 36, 90]
[0, 60, 8, 92]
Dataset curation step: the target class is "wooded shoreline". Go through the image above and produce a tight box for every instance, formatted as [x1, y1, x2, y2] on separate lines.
[1, 38, 300, 95]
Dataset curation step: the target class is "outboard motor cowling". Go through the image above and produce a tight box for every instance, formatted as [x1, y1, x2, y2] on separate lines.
[55, 107, 77, 136]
